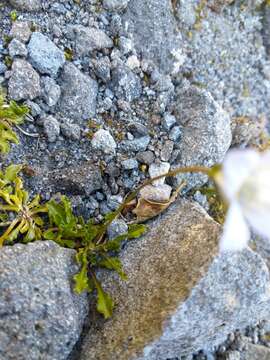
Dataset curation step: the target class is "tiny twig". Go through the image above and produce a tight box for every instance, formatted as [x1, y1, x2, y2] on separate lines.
[15, 125, 39, 138]
[25, 114, 35, 123]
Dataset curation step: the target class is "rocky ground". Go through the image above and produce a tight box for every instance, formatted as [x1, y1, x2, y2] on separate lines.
[1, 0, 270, 359]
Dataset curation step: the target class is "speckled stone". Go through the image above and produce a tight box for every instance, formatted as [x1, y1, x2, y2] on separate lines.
[78, 200, 270, 360]
[0, 241, 88, 360]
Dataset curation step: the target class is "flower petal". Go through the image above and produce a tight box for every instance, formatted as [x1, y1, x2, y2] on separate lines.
[220, 201, 250, 252]
[222, 149, 260, 201]
[244, 206, 270, 240]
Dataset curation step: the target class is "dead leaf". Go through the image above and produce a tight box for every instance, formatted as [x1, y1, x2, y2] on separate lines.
[132, 182, 185, 222]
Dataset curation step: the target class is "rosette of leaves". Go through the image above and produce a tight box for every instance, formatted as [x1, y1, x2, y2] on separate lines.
[0, 164, 47, 246]
[0, 91, 29, 154]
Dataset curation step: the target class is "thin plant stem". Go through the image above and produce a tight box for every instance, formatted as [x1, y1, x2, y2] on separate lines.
[97, 165, 211, 242]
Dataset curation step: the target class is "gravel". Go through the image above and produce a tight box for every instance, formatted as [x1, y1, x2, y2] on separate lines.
[0, 0, 270, 359]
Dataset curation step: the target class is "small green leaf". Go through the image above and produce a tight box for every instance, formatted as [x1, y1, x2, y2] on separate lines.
[127, 223, 147, 239]
[4, 164, 22, 182]
[94, 277, 114, 319]
[74, 250, 91, 293]
[98, 256, 127, 280]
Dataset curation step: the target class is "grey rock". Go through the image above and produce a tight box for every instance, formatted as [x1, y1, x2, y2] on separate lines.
[43, 115, 60, 142]
[122, 158, 138, 170]
[160, 140, 174, 162]
[118, 36, 134, 55]
[78, 200, 270, 360]
[25, 100, 42, 117]
[163, 113, 177, 131]
[224, 350, 241, 360]
[169, 125, 182, 142]
[243, 343, 270, 360]
[91, 129, 117, 154]
[0, 62, 7, 75]
[71, 25, 113, 56]
[106, 194, 124, 210]
[8, 59, 40, 101]
[103, 0, 130, 11]
[58, 63, 98, 121]
[49, 164, 103, 196]
[149, 161, 170, 186]
[122, 0, 182, 74]
[172, 85, 232, 189]
[41, 76, 61, 107]
[92, 57, 111, 83]
[136, 150, 155, 165]
[107, 219, 128, 240]
[60, 122, 81, 141]
[111, 65, 142, 102]
[10, 21, 32, 43]
[28, 32, 65, 77]
[0, 241, 88, 360]
[120, 136, 150, 152]
[139, 184, 172, 202]
[8, 0, 41, 11]
[128, 122, 149, 137]
[8, 39, 28, 58]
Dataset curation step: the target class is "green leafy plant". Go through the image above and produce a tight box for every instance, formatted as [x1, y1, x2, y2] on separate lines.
[0, 165, 147, 318]
[0, 164, 47, 246]
[0, 91, 29, 154]
[45, 195, 146, 318]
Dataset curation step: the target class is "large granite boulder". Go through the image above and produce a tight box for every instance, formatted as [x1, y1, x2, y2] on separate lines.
[0, 241, 88, 360]
[76, 200, 270, 359]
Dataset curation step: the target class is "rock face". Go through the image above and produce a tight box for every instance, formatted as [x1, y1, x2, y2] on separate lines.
[172, 85, 232, 188]
[28, 32, 65, 77]
[8, 0, 41, 11]
[8, 59, 40, 101]
[122, 0, 182, 74]
[58, 63, 98, 121]
[0, 241, 88, 360]
[77, 200, 270, 360]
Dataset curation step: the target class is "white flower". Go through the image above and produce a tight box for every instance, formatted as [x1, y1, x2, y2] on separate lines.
[218, 149, 270, 252]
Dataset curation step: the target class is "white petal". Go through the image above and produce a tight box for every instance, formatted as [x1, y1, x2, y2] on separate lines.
[244, 206, 270, 240]
[219, 202, 250, 252]
[222, 149, 260, 201]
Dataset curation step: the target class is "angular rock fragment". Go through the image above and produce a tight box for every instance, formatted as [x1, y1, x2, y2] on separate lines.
[41, 76, 61, 107]
[0, 241, 88, 360]
[9, 21, 32, 43]
[8, 59, 40, 101]
[71, 26, 113, 56]
[58, 63, 98, 121]
[43, 115, 60, 142]
[28, 32, 65, 77]
[78, 200, 270, 360]
[91, 129, 117, 154]
[172, 85, 232, 189]
[110, 65, 142, 102]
